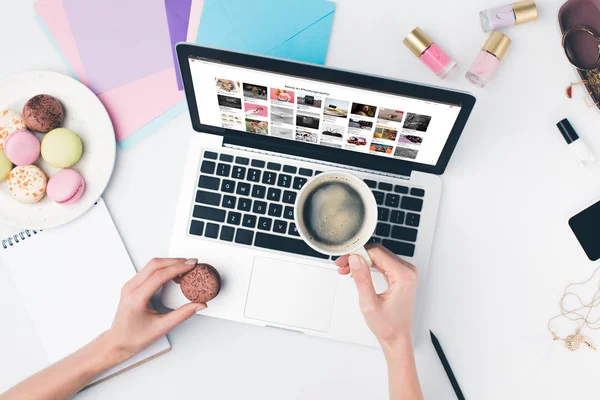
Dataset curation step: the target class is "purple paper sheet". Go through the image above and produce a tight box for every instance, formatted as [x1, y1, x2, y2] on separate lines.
[62, 0, 173, 94]
[165, 0, 192, 90]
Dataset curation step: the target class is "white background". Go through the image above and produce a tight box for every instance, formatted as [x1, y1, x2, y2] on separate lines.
[1, 0, 599, 398]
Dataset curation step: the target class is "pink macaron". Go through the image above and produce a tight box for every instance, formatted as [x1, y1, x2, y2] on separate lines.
[46, 169, 85, 204]
[3, 129, 40, 166]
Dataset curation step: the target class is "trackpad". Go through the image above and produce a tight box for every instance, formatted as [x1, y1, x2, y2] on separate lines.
[244, 256, 338, 332]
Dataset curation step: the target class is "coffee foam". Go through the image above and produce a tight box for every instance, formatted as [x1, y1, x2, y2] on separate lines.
[301, 177, 366, 251]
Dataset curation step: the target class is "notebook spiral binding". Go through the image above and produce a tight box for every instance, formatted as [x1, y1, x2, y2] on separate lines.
[1, 230, 39, 249]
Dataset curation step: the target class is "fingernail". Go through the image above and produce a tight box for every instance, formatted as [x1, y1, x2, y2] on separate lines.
[195, 304, 207, 312]
[185, 258, 198, 265]
[349, 255, 361, 270]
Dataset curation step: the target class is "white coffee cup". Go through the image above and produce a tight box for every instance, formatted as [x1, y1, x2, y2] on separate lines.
[294, 171, 378, 266]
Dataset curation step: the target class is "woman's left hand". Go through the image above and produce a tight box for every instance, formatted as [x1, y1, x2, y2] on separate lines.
[104, 258, 206, 362]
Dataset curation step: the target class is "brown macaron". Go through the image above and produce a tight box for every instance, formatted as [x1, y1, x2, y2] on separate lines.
[22, 94, 64, 133]
[179, 263, 221, 303]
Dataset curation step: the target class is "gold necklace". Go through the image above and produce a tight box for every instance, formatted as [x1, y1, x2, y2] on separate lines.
[548, 266, 600, 351]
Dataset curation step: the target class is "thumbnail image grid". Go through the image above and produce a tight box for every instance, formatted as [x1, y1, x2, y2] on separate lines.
[377, 108, 404, 123]
[215, 78, 240, 94]
[403, 113, 432, 132]
[398, 134, 423, 146]
[271, 106, 294, 125]
[296, 129, 318, 143]
[296, 112, 321, 130]
[370, 143, 394, 155]
[394, 146, 419, 160]
[245, 119, 269, 135]
[321, 123, 345, 141]
[373, 125, 398, 141]
[346, 135, 368, 147]
[351, 103, 378, 118]
[243, 83, 268, 100]
[244, 103, 268, 118]
[297, 93, 323, 108]
[218, 95, 242, 110]
[270, 88, 295, 103]
[349, 118, 373, 130]
[323, 98, 349, 118]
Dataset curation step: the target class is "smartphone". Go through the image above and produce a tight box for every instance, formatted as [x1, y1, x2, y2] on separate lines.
[569, 200, 600, 261]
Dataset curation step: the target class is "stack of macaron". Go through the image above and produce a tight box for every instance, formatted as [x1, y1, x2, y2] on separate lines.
[0, 94, 86, 205]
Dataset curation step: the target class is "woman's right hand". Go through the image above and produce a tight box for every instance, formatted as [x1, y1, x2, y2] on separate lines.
[335, 244, 418, 350]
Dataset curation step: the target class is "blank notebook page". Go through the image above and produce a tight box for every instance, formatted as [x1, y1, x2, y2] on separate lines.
[0, 199, 170, 384]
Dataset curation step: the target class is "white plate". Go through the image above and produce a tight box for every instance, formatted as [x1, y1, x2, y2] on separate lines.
[0, 71, 116, 229]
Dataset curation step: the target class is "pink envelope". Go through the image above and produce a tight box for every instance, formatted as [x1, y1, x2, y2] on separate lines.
[35, 0, 185, 144]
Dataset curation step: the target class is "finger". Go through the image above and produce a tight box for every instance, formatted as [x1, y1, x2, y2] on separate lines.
[157, 302, 207, 335]
[136, 261, 199, 301]
[337, 266, 350, 275]
[366, 245, 416, 282]
[334, 254, 350, 267]
[349, 255, 379, 311]
[124, 258, 189, 293]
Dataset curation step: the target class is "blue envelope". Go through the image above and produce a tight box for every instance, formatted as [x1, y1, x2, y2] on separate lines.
[196, 0, 335, 65]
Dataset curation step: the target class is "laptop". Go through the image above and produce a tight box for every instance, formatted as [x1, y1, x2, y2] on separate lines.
[161, 44, 476, 347]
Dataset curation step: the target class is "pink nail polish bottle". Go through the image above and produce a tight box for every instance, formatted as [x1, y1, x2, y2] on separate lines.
[465, 31, 511, 88]
[403, 27, 457, 80]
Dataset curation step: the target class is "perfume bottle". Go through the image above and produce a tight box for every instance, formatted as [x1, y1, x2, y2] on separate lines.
[480, 0, 538, 32]
[465, 31, 511, 88]
[403, 27, 457, 80]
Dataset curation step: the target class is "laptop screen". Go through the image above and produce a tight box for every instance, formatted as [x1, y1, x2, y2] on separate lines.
[188, 56, 462, 166]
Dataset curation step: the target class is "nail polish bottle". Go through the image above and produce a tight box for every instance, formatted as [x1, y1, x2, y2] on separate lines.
[403, 27, 457, 80]
[480, 0, 538, 32]
[465, 31, 511, 88]
[556, 118, 596, 166]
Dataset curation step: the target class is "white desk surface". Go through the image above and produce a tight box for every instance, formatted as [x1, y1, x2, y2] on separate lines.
[1, 0, 599, 398]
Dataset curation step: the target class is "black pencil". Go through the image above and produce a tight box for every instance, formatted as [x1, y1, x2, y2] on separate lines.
[430, 330, 465, 400]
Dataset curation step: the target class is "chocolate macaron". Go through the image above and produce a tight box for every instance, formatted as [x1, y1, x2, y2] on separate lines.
[179, 263, 221, 303]
[23, 94, 64, 133]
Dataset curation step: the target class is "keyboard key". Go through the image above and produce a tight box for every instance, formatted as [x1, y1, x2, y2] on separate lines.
[242, 214, 257, 228]
[406, 213, 421, 227]
[288, 222, 300, 237]
[237, 198, 252, 212]
[201, 160, 216, 174]
[220, 226, 235, 242]
[251, 159, 265, 168]
[222, 195, 236, 209]
[196, 190, 221, 206]
[390, 210, 405, 224]
[193, 205, 226, 222]
[267, 162, 281, 171]
[283, 206, 294, 220]
[258, 217, 273, 231]
[205, 223, 219, 238]
[232, 166, 246, 180]
[315, 171, 323, 175]
[385, 193, 400, 208]
[299, 168, 313, 177]
[235, 229, 254, 245]
[255, 233, 328, 259]
[251, 185, 266, 199]
[268, 203, 283, 217]
[267, 188, 281, 202]
[220, 154, 234, 162]
[277, 174, 292, 188]
[376, 223, 391, 237]
[368, 237, 381, 244]
[379, 182, 393, 191]
[364, 179, 377, 188]
[373, 191, 385, 205]
[221, 179, 235, 193]
[235, 156, 249, 165]
[293, 176, 307, 190]
[204, 151, 218, 160]
[378, 207, 390, 221]
[382, 239, 415, 257]
[236, 182, 251, 196]
[401, 197, 423, 212]
[282, 190, 297, 204]
[411, 188, 425, 197]
[248, 169, 261, 182]
[273, 220, 288, 234]
[198, 175, 220, 190]
[262, 171, 277, 185]
[253, 201, 267, 214]
[283, 165, 297, 173]
[216, 163, 231, 177]
[189, 220, 204, 236]
[391, 226, 418, 242]
[227, 211, 241, 226]
[394, 185, 409, 194]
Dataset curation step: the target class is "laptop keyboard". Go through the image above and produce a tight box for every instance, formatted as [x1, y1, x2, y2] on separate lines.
[189, 150, 425, 259]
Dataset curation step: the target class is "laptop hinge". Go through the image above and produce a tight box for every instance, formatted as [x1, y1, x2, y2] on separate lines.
[223, 143, 413, 181]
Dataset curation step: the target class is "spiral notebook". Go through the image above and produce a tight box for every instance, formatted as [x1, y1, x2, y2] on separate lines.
[0, 199, 170, 388]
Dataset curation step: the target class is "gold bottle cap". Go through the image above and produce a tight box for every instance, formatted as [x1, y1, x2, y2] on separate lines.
[482, 31, 512, 60]
[403, 27, 433, 58]
[512, 0, 538, 25]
